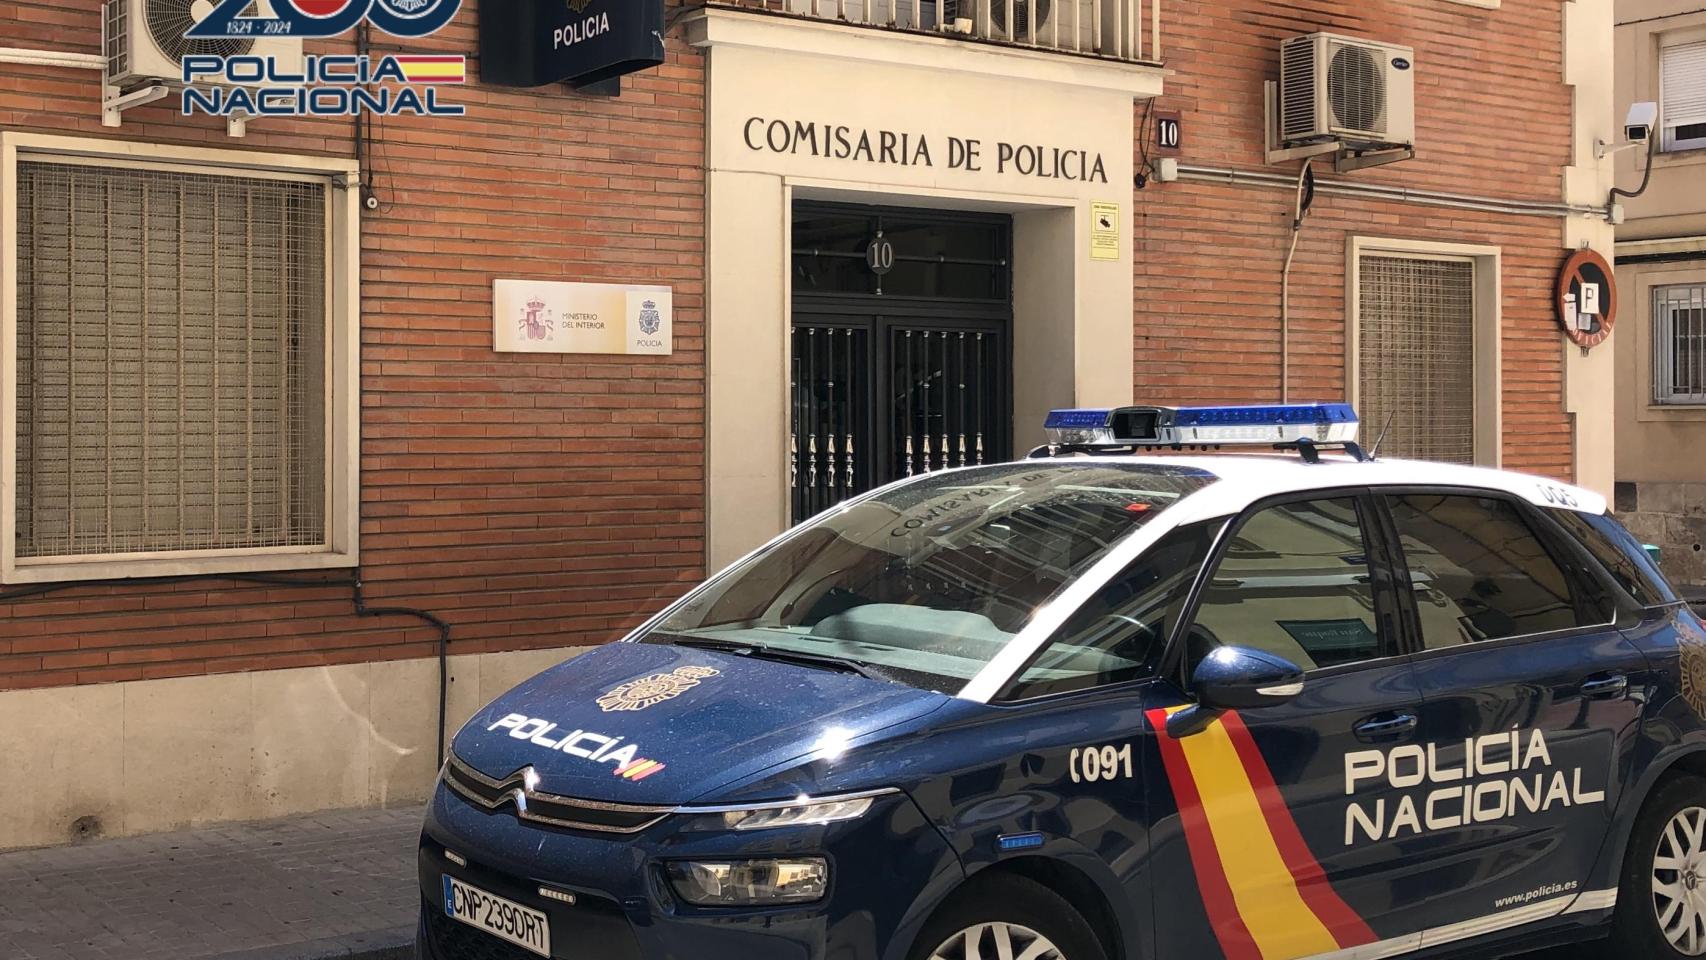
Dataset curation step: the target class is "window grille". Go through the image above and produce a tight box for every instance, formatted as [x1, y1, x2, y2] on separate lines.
[1661, 40, 1706, 153]
[773, 0, 1158, 62]
[1654, 283, 1706, 405]
[15, 160, 328, 561]
[1357, 255, 1477, 464]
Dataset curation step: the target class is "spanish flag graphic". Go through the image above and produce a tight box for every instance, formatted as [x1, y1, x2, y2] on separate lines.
[392, 56, 468, 84]
[1148, 707, 1378, 960]
[614, 758, 666, 782]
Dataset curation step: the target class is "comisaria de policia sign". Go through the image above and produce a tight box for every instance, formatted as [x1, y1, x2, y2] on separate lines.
[741, 117, 1110, 184]
[479, 0, 664, 88]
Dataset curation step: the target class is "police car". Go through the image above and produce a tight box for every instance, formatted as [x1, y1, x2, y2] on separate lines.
[418, 403, 1706, 960]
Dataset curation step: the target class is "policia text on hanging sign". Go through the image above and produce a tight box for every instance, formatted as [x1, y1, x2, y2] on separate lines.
[479, 0, 664, 89]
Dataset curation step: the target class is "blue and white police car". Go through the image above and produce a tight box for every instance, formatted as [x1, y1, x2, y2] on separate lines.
[418, 403, 1706, 960]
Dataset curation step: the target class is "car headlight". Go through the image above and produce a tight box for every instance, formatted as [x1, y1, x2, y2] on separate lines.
[664, 858, 829, 906]
[718, 795, 876, 831]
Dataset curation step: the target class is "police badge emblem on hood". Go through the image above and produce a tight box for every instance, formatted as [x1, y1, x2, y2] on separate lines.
[450, 642, 952, 805]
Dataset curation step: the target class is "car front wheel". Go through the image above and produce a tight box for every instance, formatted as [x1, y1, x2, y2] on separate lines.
[911, 874, 1106, 960]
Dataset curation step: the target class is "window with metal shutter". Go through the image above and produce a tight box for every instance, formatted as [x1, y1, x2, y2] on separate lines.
[1357, 255, 1477, 464]
[14, 160, 328, 561]
[1654, 283, 1706, 404]
[1662, 39, 1706, 152]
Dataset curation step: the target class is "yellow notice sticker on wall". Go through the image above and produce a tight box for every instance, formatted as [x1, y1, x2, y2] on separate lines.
[1090, 201, 1120, 261]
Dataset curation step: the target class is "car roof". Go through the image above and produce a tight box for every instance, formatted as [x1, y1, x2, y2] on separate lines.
[1023, 453, 1607, 525]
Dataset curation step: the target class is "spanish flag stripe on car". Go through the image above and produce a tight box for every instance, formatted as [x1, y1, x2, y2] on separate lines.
[1151, 708, 1264, 960]
[1149, 707, 1377, 960]
[1220, 711, 1379, 948]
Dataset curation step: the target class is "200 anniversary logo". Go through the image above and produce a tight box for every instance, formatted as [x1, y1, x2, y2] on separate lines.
[181, 0, 466, 120]
[187, 0, 461, 38]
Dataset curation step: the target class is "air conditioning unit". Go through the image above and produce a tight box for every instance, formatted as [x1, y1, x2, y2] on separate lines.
[1278, 33, 1415, 150]
[104, 0, 305, 89]
[942, 0, 1109, 51]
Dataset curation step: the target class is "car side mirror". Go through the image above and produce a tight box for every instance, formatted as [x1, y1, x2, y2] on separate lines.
[1166, 646, 1305, 739]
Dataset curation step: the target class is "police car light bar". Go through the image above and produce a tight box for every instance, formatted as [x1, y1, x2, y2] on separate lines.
[1043, 403, 1360, 447]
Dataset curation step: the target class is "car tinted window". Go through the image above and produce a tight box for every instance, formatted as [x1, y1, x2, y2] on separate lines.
[1003, 519, 1222, 700]
[1387, 494, 1590, 648]
[1552, 509, 1678, 607]
[1188, 498, 1384, 672]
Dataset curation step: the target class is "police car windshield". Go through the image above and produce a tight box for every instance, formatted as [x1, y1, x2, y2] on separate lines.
[643, 462, 1217, 694]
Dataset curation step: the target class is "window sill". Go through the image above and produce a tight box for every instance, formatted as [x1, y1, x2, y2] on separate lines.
[1637, 403, 1706, 424]
[1438, 0, 1499, 9]
[3, 547, 357, 585]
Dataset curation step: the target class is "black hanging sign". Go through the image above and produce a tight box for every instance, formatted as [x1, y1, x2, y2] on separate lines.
[479, 0, 665, 89]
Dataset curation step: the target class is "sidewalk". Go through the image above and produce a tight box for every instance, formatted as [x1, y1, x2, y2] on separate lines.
[0, 807, 422, 960]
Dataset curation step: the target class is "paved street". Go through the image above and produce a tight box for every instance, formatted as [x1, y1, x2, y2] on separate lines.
[0, 808, 419, 960]
[0, 803, 1589, 960]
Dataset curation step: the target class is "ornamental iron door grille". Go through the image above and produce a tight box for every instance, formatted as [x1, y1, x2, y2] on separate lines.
[791, 203, 1012, 524]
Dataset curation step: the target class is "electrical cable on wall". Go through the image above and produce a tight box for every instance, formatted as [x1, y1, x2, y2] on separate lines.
[2, 571, 456, 762]
[1279, 157, 1316, 403]
[1609, 138, 1657, 205]
[1135, 97, 1158, 189]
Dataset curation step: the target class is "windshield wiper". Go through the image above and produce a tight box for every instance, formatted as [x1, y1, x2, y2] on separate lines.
[665, 636, 883, 680]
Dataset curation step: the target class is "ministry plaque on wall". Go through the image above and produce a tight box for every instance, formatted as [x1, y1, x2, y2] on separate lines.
[494, 280, 673, 356]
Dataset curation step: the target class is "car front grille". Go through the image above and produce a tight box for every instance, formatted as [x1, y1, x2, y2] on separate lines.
[442, 755, 672, 834]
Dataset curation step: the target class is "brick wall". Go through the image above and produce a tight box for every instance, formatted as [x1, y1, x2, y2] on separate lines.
[1134, 0, 1575, 478]
[0, 0, 1582, 692]
[0, 0, 707, 690]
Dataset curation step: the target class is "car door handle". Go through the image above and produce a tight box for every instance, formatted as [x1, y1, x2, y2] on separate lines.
[1580, 674, 1629, 700]
[1354, 713, 1418, 744]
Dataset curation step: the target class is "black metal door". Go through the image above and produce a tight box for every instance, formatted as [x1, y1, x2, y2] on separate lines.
[791, 203, 1012, 524]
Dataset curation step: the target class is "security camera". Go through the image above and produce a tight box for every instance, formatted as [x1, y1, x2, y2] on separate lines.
[1626, 101, 1658, 144]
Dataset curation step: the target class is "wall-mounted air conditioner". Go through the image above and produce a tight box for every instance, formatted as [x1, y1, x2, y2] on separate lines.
[104, 0, 306, 89]
[1278, 32, 1415, 151]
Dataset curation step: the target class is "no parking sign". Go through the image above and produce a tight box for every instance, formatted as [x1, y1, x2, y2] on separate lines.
[1554, 248, 1617, 350]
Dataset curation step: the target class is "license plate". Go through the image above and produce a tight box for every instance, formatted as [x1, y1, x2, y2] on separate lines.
[442, 875, 552, 957]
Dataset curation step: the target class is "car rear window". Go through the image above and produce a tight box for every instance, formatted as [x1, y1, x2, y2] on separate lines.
[1550, 509, 1678, 607]
[1386, 494, 1595, 647]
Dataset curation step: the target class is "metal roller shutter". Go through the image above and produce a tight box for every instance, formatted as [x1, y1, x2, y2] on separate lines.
[15, 160, 329, 560]
[1357, 254, 1477, 464]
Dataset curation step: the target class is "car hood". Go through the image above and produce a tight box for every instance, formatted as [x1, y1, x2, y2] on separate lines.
[450, 641, 952, 805]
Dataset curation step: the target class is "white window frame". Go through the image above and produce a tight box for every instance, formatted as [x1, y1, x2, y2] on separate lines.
[0, 133, 360, 584]
[1345, 236, 1503, 467]
[1653, 281, 1706, 405]
[1660, 35, 1706, 153]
